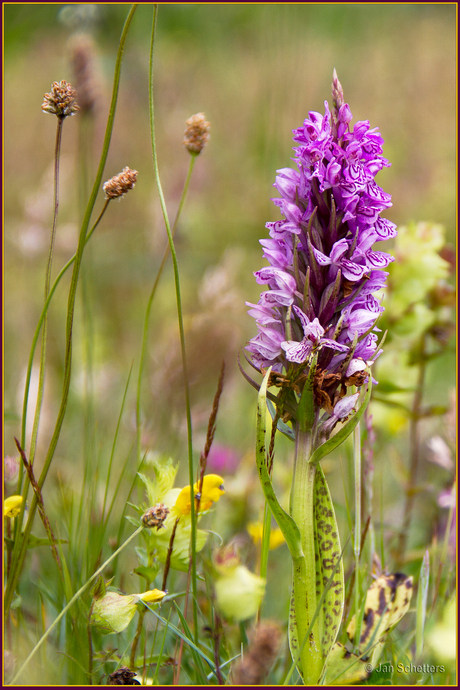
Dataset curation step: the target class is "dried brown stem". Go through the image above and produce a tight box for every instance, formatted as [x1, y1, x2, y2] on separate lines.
[197, 362, 225, 499]
[14, 437, 62, 574]
[161, 517, 180, 592]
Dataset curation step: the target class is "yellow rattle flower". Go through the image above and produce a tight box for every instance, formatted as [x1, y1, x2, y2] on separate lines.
[174, 474, 225, 516]
[247, 521, 285, 550]
[4, 495, 24, 518]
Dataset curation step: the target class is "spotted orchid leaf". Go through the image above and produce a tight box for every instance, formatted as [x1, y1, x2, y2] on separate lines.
[313, 464, 344, 660]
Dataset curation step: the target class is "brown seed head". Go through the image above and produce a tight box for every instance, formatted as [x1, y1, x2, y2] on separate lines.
[231, 621, 282, 685]
[107, 666, 140, 685]
[42, 80, 80, 118]
[183, 112, 210, 154]
[142, 503, 170, 530]
[103, 167, 138, 200]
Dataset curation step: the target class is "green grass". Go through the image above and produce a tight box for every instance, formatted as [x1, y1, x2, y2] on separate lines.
[4, 3, 456, 686]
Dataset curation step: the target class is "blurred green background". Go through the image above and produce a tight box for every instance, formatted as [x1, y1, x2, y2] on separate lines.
[4, 3, 456, 630]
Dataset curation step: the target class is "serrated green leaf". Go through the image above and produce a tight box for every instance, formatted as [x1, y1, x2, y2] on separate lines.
[310, 376, 372, 465]
[134, 546, 148, 566]
[90, 575, 110, 599]
[125, 515, 140, 527]
[133, 564, 160, 585]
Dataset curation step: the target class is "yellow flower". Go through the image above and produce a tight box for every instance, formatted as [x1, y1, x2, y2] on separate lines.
[247, 521, 285, 550]
[4, 495, 23, 518]
[174, 474, 225, 516]
[139, 589, 166, 604]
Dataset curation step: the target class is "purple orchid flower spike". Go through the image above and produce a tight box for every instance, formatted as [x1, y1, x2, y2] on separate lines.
[245, 71, 396, 426]
[245, 73, 397, 685]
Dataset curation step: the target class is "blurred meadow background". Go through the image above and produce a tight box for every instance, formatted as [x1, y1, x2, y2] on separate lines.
[4, 3, 456, 685]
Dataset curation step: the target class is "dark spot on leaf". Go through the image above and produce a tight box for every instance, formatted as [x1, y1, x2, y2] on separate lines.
[377, 586, 387, 614]
[360, 608, 375, 643]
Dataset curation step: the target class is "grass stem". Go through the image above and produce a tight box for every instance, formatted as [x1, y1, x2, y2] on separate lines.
[148, 4, 198, 643]
[5, 4, 138, 619]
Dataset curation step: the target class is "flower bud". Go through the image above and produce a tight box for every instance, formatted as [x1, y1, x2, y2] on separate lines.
[331, 68, 344, 110]
[183, 113, 210, 154]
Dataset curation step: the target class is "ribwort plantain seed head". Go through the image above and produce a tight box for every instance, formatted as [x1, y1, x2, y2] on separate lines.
[183, 112, 210, 154]
[103, 167, 138, 200]
[41, 80, 80, 118]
